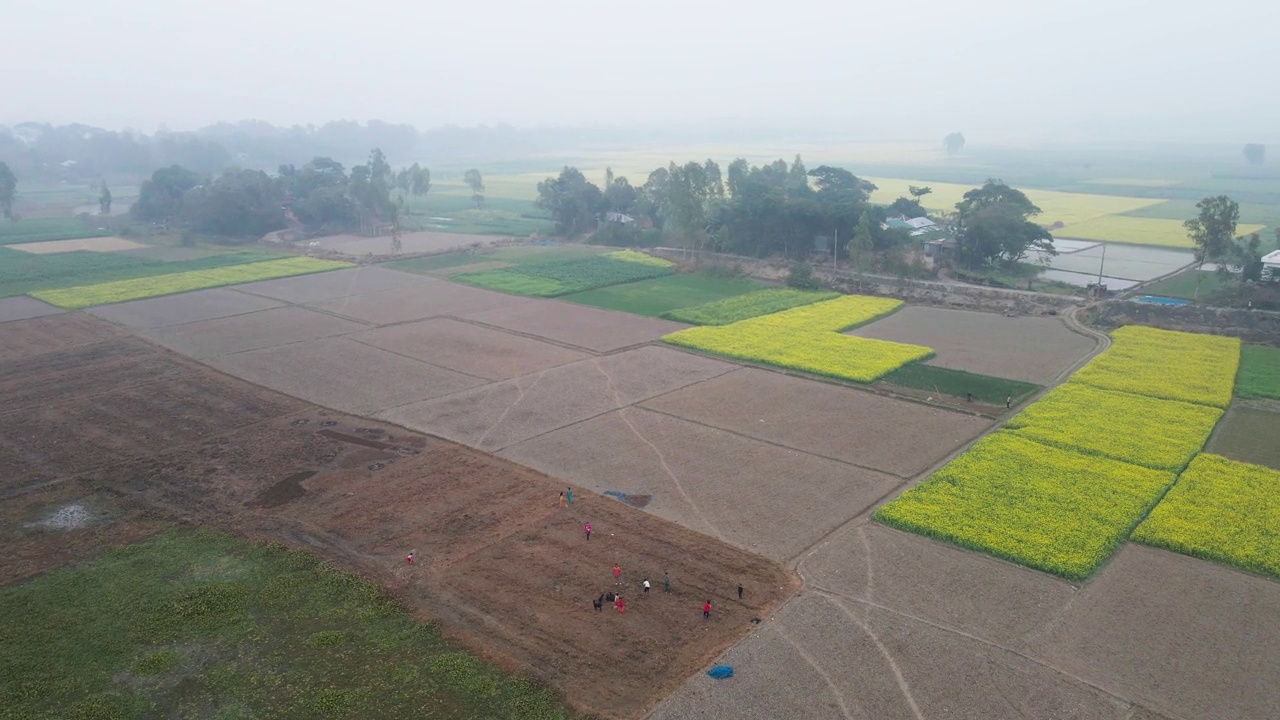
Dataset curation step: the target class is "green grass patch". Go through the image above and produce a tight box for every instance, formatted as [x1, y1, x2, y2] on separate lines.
[0, 528, 575, 720]
[1236, 345, 1280, 400]
[563, 274, 763, 317]
[454, 255, 672, 297]
[879, 363, 1040, 404]
[0, 217, 109, 245]
[30, 257, 350, 309]
[384, 253, 501, 274]
[662, 288, 840, 325]
[1133, 454, 1280, 579]
[874, 432, 1176, 580]
[484, 245, 613, 264]
[1138, 267, 1231, 301]
[0, 249, 284, 298]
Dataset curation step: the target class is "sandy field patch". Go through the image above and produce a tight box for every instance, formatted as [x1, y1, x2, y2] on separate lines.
[801, 521, 1074, 647]
[501, 408, 901, 561]
[88, 287, 284, 328]
[231, 265, 429, 304]
[850, 306, 1096, 384]
[352, 318, 587, 380]
[8, 236, 147, 254]
[305, 279, 530, 325]
[307, 230, 509, 256]
[651, 593, 1133, 720]
[0, 318, 795, 719]
[0, 296, 63, 323]
[643, 368, 991, 477]
[463, 297, 690, 352]
[139, 305, 369, 358]
[377, 345, 734, 452]
[209, 335, 488, 415]
[1030, 544, 1280, 720]
[1206, 405, 1280, 470]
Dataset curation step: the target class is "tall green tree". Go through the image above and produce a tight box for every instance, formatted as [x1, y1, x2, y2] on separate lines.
[132, 165, 203, 222]
[849, 210, 874, 270]
[98, 183, 112, 215]
[944, 132, 966, 155]
[0, 161, 15, 219]
[1184, 195, 1240, 300]
[409, 163, 430, 197]
[953, 179, 1054, 266]
[908, 185, 932, 200]
[535, 167, 603, 237]
[464, 168, 484, 208]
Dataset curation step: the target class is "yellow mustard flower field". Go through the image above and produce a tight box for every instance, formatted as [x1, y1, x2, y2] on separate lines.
[1071, 326, 1240, 408]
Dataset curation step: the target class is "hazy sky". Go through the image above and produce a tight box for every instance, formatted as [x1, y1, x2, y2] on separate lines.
[8, 0, 1276, 141]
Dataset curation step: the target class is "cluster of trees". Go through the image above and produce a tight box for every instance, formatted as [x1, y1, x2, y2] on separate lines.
[1184, 196, 1277, 298]
[0, 161, 15, 219]
[1243, 143, 1266, 166]
[131, 149, 435, 239]
[536, 156, 1053, 271]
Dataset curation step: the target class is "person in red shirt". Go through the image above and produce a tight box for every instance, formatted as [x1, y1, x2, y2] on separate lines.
[615, 595, 625, 614]
[613, 564, 621, 584]
[584, 522, 592, 541]
[703, 600, 711, 619]
[406, 552, 413, 565]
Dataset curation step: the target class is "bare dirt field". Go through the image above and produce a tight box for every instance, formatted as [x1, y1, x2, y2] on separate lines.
[850, 306, 1095, 384]
[304, 279, 530, 325]
[1206, 404, 1280, 469]
[0, 295, 63, 323]
[352, 317, 589, 380]
[501, 408, 902, 562]
[233, 265, 429, 304]
[0, 314, 796, 719]
[139, 305, 370, 358]
[8, 236, 148, 254]
[377, 346, 734, 452]
[209, 335, 488, 415]
[87, 287, 284, 328]
[1030, 545, 1280, 720]
[463, 298, 690, 352]
[0, 312, 127, 362]
[305, 230, 510, 256]
[642, 368, 992, 478]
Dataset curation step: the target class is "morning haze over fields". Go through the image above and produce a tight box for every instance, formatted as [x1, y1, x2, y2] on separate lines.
[2, 1, 1278, 719]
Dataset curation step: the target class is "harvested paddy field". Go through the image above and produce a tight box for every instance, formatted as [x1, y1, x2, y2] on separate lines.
[233, 265, 429, 304]
[0, 313, 795, 719]
[8, 236, 148, 254]
[642, 368, 992, 477]
[377, 345, 734, 451]
[305, 278, 530, 325]
[462, 298, 689, 352]
[87, 286, 285, 328]
[849, 305, 1096, 384]
[209, 335, 488, 414]
[501, 408, 901, 561]
[1207, 404, 1280, 469]
[0, 295, 62, 323]
[138, 305, 370, 358]
[352, 317, 589, 380]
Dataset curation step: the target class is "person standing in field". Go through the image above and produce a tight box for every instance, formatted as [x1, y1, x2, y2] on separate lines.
[643, 579, 650, 596]
[613, 564, 621, 584]
[566, 487, 573, 504]
[737, 584, 743, 600]
[584, 522, 592, 541]
[406, 552, 414, 565]
[1006, 394, 1012, 409]
[559, 491, 565, 508]
[615, 595, 625, 614]
[703, 600, 712, 620]
[663, 571, 671, 593]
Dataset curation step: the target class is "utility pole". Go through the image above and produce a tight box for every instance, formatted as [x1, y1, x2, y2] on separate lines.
[1097, 242, 1107, 284]
[833, 228, 838, 271]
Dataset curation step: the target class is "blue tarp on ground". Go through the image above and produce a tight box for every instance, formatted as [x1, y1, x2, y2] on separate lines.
[707, 665, 734, 680]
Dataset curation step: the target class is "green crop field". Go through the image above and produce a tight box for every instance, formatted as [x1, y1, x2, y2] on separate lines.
[878, 363, 1040, 405]
[563, 274, 763, 317]
[1133, 454, 1280, 579]
[0, 217, 109, 245]
[0, 248, 283, 298]
[31, 257, 351, 309]
[0, 529, 573, 720]
[875, 432, 1176, 580]
[1138, 267, 1231, 301]
[1235, 345, 1280, 400]
[454, 255, 673, 297]
[661, 288, 839, 325]
[384, 253, 506, 274]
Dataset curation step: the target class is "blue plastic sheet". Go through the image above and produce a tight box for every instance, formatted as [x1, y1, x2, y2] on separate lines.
[706, 665, 734, 680]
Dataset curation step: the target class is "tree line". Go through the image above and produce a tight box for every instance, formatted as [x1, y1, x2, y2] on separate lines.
[535, 157, 1054, 271]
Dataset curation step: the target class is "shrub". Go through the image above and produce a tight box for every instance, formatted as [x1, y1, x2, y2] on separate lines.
[786, 262, 820, 290]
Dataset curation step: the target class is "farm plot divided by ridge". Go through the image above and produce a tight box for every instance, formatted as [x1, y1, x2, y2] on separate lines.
[664, 294, 932, 383]
[661, 288, 838, 325]
[454, 252, 674, 297]
[1208, 405, 1280, 470]
[1133, 454, 1280, 579]
[876, 325, 1241, 579]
